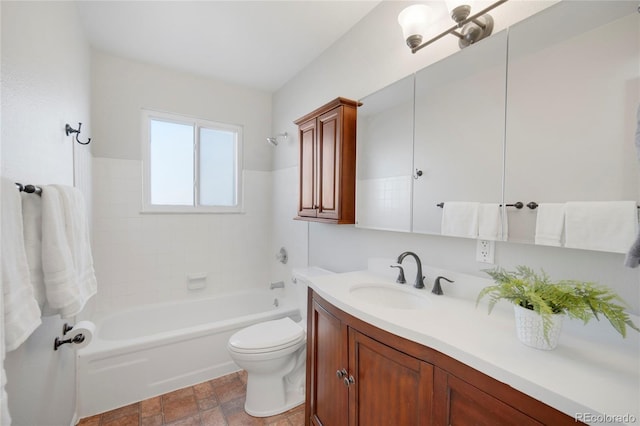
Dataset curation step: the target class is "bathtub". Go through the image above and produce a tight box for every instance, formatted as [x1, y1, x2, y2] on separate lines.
[76, 289, 300, 418]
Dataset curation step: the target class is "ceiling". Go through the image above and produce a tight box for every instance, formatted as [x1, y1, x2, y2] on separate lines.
[76, 1, 381, 93]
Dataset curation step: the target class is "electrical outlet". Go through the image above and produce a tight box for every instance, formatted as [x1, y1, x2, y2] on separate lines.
[476, 239, 495, 264]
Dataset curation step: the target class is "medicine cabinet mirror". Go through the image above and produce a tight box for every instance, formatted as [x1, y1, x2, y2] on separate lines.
[504, 1, 639, 244]
[412, 30, 507, 237]
[356, 74, 414, 232]
[355, 1, 639, 253]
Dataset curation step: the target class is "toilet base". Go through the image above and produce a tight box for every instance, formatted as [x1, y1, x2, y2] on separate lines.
[244, 390, 304, 418]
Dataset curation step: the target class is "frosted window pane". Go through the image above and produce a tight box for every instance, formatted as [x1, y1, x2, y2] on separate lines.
[199, 128, 236, 206]
[150, 119, 194, 205]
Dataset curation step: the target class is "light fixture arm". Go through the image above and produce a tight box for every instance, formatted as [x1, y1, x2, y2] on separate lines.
[410, 0, 508, 54]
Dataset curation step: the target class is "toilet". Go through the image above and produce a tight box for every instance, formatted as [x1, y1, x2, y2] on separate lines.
[227, 267, 333, 417]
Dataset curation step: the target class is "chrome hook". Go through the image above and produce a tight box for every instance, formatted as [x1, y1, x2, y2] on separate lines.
[65, 122, 91, 145]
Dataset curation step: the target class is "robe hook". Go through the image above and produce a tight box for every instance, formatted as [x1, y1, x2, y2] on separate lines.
[65, 122, 91, 145]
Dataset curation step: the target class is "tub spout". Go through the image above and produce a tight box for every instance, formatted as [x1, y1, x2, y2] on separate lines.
[270, 281, 285, 290]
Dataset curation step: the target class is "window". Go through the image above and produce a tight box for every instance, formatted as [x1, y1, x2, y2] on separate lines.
[142, 109, 243, 213]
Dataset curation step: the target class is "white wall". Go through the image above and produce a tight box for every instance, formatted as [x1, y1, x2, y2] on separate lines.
[272, 0, 640, 314]
[1, 1, 91, 425]
[90, 51, 276, 312]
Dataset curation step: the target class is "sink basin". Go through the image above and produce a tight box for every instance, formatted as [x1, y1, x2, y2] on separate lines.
[349, 284, 430, 310]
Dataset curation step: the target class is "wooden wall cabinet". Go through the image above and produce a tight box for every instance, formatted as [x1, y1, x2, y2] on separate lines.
[306, 290, 582, 426]
[294, 98, 359, 224]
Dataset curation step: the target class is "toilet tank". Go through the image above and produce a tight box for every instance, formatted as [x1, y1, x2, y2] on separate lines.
[291, 267, 334, 321]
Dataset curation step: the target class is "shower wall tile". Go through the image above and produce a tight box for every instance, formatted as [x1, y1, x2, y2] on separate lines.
[92, 157, 273, 313]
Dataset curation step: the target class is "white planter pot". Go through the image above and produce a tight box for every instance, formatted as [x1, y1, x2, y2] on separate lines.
[513, 305, 564, 350]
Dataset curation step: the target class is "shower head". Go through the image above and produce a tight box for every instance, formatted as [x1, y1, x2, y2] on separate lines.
[266, 132, 288, 146]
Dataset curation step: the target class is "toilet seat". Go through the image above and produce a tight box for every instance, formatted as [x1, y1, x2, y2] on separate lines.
[228, 317, 305, 355]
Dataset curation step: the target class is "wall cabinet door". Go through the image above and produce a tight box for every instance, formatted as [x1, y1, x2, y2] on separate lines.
[295, 98, 358, 224]
[504, 2, 639, 244]
[299, 118, 318, 218]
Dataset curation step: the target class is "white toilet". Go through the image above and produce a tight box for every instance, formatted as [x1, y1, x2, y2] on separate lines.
[227, 267, 333, 417]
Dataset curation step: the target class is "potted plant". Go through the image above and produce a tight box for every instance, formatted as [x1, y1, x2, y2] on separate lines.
[476, 266, 639, 350]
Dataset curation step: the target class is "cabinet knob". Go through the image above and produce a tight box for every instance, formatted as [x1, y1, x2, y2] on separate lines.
[343, 375, 355, 387]
[336, 368, 347, 378]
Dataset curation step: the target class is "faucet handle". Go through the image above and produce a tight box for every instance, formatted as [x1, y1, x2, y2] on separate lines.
[432, 276, 454, 295]
[390, 265, 406, 284]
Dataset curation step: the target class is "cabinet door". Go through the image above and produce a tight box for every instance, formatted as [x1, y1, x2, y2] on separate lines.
[349, 329, 433, 426]
[298, 118, 318, 218]
[433, 368, 541, 426]
[504, 2, 639, 245]
[317, 107, 342, 221]
[412, 30, 507, 237]
[308, 300, 348, 426]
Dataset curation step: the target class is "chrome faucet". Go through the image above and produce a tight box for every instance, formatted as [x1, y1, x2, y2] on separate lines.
[396, 251, 425, 289]
[269, 281, 285, 290]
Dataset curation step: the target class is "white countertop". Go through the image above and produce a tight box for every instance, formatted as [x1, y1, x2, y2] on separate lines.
[307, 267, 640, 426]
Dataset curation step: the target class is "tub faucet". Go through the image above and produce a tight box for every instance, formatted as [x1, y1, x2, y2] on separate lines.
[396, 251, 425, 289]
[270, 281, 285, 290]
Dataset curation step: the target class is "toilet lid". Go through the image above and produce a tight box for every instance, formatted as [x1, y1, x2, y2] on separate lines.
[229, 317, 305, 353]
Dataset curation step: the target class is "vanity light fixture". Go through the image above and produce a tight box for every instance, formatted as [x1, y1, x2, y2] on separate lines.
[266, 132, 288, 146]
[398, 0, 508, 53]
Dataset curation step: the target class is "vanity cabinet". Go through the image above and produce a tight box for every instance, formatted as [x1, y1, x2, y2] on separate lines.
[306, 290, 582, 426]
[306, 294, 433, 426]
[294, 98, 359, 224]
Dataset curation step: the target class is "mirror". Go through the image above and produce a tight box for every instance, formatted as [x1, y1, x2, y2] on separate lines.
[504, 1, 640, 245]
[356, 75, 415, 232]
[412, 30, 508, 238]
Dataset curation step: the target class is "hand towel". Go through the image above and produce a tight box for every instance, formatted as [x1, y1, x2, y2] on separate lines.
[564, 201, 638, 253]
[21, 192, 47, 311]
[441, 202, 479, 238]
[635, 104, 640, 162]
[1, 177, 42, 351]
[478, 204, 505, 241]
[625, 228, 640, 268]
[41, 185, 97, 318]
[534, 203, 566, 247]
[53, 185, 97, 317]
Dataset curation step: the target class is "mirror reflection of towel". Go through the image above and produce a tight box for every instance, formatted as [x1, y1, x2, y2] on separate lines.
[625, 229, 640, 268]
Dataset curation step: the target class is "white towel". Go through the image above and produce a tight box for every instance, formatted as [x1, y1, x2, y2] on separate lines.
[441, 202, 479, 238]
[564, 201, 638, 253]
[41, 185, 97, 318]
[1, 178, 42, 351]
[478, 204, 505, 241]
[21, 192, 47, 311]
[0, 278, 9, 426]
[535, 203, 566, 247]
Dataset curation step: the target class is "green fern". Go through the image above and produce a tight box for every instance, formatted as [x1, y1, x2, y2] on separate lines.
[477, 266, 639, 343]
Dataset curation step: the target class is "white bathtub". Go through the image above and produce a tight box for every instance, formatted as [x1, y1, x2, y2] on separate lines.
[76, 289, 300, 418]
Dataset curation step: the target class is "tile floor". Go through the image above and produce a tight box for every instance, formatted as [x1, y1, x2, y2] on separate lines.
[76, 371, 305, 426]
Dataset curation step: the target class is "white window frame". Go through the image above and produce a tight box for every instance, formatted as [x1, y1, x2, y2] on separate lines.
[141, 109, 244, 213]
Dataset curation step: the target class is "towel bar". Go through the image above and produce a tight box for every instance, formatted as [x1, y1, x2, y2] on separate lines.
[15, 182, 42, 196]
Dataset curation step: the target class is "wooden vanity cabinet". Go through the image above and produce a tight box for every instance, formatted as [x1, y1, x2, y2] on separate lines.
[306, 289, 582, 426]
[294, 98, 359, 224]
[307, 295, 432, 426]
